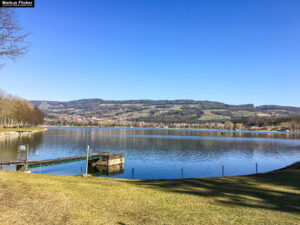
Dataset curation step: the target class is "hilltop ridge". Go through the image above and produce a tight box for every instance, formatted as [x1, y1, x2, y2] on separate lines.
[31, 99, 300, 130]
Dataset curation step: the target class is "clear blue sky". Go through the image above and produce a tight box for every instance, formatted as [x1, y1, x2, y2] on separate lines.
[1, 0, 299, 106]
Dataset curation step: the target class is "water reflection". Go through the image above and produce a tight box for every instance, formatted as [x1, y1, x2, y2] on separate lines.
[88, 164, 124, 176]
[0, 133, 43, 161]
[1, 127, 300, 179]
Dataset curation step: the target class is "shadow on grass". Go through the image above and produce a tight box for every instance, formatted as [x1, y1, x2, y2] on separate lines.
[124, 162, 300, 214]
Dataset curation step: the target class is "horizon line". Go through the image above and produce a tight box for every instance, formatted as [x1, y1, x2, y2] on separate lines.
[29, 98, 300, 108]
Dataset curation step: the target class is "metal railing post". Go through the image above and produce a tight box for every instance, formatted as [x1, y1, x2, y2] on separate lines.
[86, 145, 90, 176]
[25, 144, 29, 171]
[181, 168, 183, 179]
[222, 165, 224, 177]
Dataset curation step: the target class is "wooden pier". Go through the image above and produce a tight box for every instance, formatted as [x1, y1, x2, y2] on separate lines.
[0, 152, 124, 173]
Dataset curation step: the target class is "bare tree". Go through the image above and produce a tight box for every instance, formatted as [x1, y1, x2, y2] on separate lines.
[0, 8, 30, 66]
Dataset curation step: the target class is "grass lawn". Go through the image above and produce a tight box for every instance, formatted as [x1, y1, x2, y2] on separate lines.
[0, 163, 299, 224]
[0, 127, 46, 133]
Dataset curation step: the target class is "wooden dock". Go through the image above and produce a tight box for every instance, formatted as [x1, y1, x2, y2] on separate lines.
[0, 152, 124, 172]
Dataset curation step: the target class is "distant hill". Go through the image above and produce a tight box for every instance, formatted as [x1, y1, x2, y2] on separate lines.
[31, 99, 300, 124]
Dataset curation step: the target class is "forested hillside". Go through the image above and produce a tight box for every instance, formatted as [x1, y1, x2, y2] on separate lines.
[31, 99, 300, 130]
[0, 91, 44, 128]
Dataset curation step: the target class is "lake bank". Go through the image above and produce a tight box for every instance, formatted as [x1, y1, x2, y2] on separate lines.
[0, 161, 299, 224]
[45, 125, 300, 135]
[0, 127, 47, 140]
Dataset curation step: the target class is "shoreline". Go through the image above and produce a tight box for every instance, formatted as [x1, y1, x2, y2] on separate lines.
[1, 157, 299, 181]
[45, 125, 300, 135]
[1, 152, 298, 224]
[0, 127, 47, 140]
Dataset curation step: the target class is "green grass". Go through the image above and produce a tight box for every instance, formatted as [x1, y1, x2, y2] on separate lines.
[200, 110, 230, 120]
[0, 127, 46, 133]
[38, 102, 52, 110]
[0, 163, 300, 224]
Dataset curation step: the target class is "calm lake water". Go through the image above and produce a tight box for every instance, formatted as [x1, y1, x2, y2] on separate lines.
[1, 127, 300, 179]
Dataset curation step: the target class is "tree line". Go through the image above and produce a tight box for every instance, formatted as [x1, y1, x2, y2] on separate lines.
[233, 116, 300, 131]
[0, 91, 44, 128]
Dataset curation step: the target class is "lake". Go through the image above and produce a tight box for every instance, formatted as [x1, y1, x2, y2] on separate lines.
[0, 127, 300, 179]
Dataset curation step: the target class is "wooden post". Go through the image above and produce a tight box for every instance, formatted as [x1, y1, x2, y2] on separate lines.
[132, 168, 134, 179]
[222, 165, 224, 177]
[256, 163, 258, 174]
[85, 145, 90, 176]
[36, 149, 38, 161]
